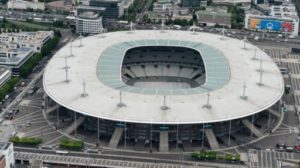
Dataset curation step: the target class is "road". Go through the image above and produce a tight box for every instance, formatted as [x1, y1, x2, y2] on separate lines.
[0, 28, 74, 121]
[14, 147, 246, 168]
[0, 9, 66, 22]
[248, 149, 299, 168]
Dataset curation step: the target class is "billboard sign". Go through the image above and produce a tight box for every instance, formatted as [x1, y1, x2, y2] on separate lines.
[281, 22, 293, 32]
[249, 17, 293, 32]
[259, 19, 281, 31]
[249, 18, 261, 29]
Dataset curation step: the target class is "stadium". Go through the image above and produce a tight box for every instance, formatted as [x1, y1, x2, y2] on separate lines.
[43, 30, 284, 152]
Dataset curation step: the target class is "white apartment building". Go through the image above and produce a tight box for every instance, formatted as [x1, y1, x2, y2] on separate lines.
[0, 31, 54, 52]
[270, 4, 298, 18]
[7, 0, 45, 11]
[153, 1, 173, 14]
[76, 11, 103, 34]
[0, 31, 53, 71]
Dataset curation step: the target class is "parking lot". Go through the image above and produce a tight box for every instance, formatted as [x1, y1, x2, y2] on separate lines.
[2, 78, 70, 148]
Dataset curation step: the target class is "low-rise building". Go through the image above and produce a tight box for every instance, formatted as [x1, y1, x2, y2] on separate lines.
[0, 31, 54, 52]
[7, 0, 45, 11]
[0, 31, 53, 73]
[212, 0, 250, 4]
[0, 142, 14, 168]
[196, 7, 232, 27]
[244, 3, 299, 36]
[181, 0, 201, 7]
[153, 0, 173, 15]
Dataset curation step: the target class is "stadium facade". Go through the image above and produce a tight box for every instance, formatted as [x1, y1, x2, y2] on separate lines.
[43, 30, 284, 152]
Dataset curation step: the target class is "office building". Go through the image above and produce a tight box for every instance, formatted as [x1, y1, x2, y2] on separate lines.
[76, 11, 104, 34]
[181, 0, 201, 7]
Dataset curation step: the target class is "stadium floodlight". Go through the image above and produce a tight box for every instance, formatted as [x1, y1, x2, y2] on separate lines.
[161, 95, 169, 110]
[240, 83, 247, 100]
[203, 92, 212, 109]
[81, 80, 88, 97]
[117, 91, 126, 108]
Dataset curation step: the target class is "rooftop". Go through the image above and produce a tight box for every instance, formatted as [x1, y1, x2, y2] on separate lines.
[43, 30, 284, 124]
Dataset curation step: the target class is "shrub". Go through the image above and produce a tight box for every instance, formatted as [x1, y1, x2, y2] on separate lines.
[225, 154, 233, 161]
[59, 139, 84, 151]
[207, 151, 217, 160]
[10, 136, 42, 146]
[191, 152, 198, 158]
[199, 149, 207, 160]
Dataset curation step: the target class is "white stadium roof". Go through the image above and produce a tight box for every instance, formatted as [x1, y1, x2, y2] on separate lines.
[43, 30, 284, 124]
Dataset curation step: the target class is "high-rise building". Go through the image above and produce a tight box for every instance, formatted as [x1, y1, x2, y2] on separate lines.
[76, 0, 124, 26]
[181, 0, 201, 7]
[89, 0, 124, 20]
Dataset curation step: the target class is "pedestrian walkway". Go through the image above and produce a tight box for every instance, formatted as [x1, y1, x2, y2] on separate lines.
[248, 150, 296, 168]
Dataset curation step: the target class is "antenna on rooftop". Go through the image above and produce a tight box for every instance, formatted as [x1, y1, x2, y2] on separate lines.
[64, 56, 70, 83]
[161, 95, 169, 110]
[240, 83, 248, 100]
[81, 80, 88, 97]
[203, 92, 212, 109]
[117, 91, 126, 108]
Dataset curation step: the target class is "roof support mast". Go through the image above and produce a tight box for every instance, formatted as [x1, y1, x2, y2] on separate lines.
[203, 92, 212, 109]
[64, 56, 70, 83]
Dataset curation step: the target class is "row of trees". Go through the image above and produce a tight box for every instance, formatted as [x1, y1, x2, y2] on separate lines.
[0, 77, 19, 101]
[20, 36, 59, 77]
[11, 136, 42, 146]
[41, 36, 59, 56]
[228, 5, 245, 29]
[191, 150, 241, 162]
[19, 53, 43, 77]
[165, 18, 194, 26]
[59, 139, 84, 151]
